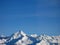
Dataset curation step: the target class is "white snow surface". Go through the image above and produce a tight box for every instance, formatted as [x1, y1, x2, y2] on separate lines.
[0, 31, 60, 45]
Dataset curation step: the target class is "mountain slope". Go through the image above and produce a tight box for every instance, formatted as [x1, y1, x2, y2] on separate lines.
[0, 31, 60, 45]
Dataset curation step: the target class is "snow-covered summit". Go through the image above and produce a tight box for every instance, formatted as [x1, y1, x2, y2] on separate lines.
[10, 30, 27, 41]
[31, 34, 38, 38]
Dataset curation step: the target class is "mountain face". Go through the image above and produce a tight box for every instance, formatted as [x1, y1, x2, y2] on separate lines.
[0, 31, 60, 45]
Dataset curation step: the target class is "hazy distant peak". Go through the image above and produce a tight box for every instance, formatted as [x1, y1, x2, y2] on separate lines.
[0, 35, 6, 37]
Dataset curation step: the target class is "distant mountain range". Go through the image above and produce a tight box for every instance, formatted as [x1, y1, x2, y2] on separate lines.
[0, 31, 60, 45]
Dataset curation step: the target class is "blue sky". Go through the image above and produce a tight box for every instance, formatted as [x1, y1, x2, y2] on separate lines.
[0, 0, 60, 36]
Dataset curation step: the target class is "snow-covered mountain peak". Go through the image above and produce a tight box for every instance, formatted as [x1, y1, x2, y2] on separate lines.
[0, 31, 60, 45]
[19, 30, 26, 36]
[31, 34, 38, 38]
[40, 34, 52, 39]
[10, 30, 26, 40]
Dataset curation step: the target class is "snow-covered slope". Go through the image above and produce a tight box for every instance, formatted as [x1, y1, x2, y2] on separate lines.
[0, 31, 60, 45]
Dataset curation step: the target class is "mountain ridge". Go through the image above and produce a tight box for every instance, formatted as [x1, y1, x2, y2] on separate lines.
[0, 31, 60, 45]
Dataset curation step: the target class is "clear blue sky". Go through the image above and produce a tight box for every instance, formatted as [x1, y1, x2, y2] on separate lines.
[0, 0, 60, 36]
